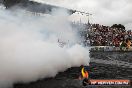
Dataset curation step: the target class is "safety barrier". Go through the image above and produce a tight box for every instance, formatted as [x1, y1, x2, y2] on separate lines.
[90, 46, 132, 52]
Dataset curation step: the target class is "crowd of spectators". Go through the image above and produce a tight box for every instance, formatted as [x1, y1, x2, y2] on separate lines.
[84, 24, 132, 48]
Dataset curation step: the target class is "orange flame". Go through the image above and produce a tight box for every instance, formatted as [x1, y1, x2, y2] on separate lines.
[81, 67, 89, 79]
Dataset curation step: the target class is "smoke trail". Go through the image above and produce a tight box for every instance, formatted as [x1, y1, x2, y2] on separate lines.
[0, 6, 90, 88]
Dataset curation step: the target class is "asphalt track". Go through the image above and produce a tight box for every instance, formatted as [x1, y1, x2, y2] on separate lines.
[14, 51, 132, 88]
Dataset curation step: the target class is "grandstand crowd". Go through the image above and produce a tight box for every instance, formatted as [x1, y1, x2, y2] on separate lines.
[83, 24, 132, 49]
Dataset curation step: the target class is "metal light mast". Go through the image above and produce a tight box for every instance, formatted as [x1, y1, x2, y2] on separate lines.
[75, 11, 92, 24]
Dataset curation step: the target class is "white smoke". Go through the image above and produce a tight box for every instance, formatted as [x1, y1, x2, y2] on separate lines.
[0, 6, 90, 88]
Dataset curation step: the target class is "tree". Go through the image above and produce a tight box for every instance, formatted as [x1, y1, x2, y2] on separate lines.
[111, 24, 125, 32]
[3, 0, 27, 8]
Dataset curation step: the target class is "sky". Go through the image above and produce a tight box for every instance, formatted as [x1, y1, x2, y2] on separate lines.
[32, 0, 132, 30]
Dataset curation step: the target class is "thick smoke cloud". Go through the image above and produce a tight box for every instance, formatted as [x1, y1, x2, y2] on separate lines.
[0, 7, 89, 88]
[33, 0, 132, 30]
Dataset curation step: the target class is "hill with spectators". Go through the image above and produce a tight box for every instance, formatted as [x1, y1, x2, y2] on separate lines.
[81, 23, 132, 50]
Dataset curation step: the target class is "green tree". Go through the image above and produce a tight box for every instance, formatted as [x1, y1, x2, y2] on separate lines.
[111, 24, 125, 32]
[3, 0, 27, 8]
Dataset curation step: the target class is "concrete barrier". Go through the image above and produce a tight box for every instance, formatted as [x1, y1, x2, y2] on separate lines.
[90, 46, 132, 52]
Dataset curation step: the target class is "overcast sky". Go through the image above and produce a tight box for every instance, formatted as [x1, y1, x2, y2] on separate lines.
[33, 0, 132, 30]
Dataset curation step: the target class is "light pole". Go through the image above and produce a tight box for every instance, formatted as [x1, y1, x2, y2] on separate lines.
[75, 11, 92, 25]
[86, 13, 92, 25]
